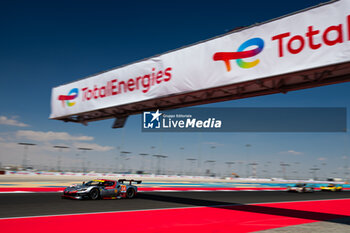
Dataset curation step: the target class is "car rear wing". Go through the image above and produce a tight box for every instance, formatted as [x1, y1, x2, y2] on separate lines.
[118, 179, 142, 185]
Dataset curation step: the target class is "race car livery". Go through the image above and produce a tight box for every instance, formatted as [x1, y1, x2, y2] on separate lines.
[320, 184, 343, 192]
[286, 183, 314, 193]
[62, 179, 142, 200]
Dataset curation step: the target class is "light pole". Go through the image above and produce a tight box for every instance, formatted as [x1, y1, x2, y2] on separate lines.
[125, 158, 130, 173]
[53, 145, 69, 172]
[162, 155, 168, 175]
[292, 171, 298, 180]
[238, 161, 244, 178]
[264, 161, 271, 179]
[343, 156, 348, 181]
[280, 163, 290, 180]
[331, 171, 337, 179]
[262, 169, 268, 178]
[310, 167, 320, 180]
[197, 133, 202, 176]
[139, 153, 149, 174]
[180, 147, 185, 175]
[75, 153, 81, 172]
[205, 160, 216, 176]
[321, 162, 327, 180]
[87, 160, 91, 172]
[294, 162, 300, 180]
[249, 162, 259, 178]
[115, 146, 120, 174]
[186, 158, 197, 176]
[225, 162, 235, 177]
[208, 146, 216, 176]
[150, 146, 156, 174]
[120, 151, 131, 173]
[18, 143, 36, 170]
[245, 144, 251, 177]
[78, 147, 93, 173]
[153, 154, 167, 175]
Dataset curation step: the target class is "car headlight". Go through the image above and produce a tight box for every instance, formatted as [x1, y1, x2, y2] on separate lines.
[78, 188, 87, 191]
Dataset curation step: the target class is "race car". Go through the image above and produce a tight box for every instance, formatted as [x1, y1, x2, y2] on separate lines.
[62, 179, 142, 200]
[286, 183, 315, 193]
[320, 184, 343, 192]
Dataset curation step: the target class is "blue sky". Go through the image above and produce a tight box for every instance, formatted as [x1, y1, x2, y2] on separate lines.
[1, 0, 349, 179]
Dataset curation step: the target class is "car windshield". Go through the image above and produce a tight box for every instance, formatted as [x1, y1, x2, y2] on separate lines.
[84, 180, 104, 186]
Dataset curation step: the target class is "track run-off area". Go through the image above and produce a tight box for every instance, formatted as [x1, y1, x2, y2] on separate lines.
[1, 191, 350, 232]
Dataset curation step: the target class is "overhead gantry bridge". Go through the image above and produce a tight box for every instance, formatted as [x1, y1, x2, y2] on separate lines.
[50, 0, 350, 128]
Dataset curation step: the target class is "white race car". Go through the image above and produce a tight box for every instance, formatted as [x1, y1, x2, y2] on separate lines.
[286, 183, 314, 193]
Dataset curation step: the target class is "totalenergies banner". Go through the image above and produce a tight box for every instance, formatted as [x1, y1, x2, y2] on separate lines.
[51, 0, 350, 119]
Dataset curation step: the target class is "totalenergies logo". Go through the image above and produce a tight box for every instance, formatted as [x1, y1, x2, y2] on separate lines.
[213, 38, 264, 71]
[58, 88, 79, 107]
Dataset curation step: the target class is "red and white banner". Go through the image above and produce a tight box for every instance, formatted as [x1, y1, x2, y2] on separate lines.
[50, 0, 350, 119]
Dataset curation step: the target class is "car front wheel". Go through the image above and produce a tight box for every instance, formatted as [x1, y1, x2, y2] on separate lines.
[89, 189, 100, 200]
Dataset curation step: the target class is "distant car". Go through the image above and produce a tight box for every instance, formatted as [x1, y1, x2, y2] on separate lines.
[320, 184, 343, 192]
[62, 179, 142, 200]
[286, 183, 314, 193]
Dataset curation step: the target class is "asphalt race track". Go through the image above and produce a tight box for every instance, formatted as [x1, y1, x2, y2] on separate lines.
[1, 191, 349, 218]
